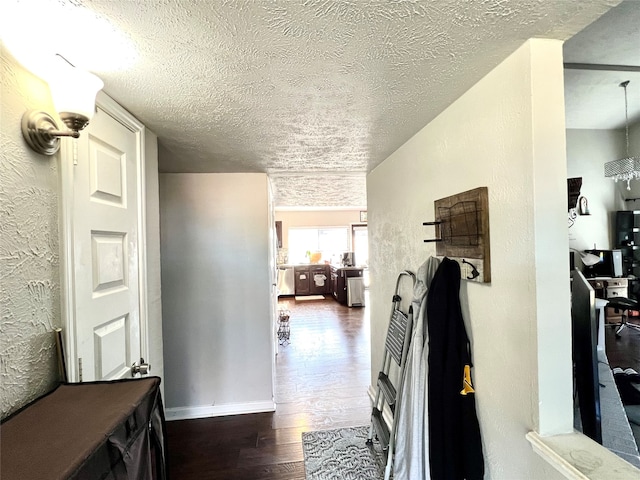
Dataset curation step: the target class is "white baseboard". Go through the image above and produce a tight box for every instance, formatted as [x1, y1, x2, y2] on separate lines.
[165, 400, 276, 421]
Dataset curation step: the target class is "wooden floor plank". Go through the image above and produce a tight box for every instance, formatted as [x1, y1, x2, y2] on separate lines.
[257, 426, 308, 447]
[202, 462, 307, 480]
[237, 442, 304, 466]
[605, 318, 640, 371]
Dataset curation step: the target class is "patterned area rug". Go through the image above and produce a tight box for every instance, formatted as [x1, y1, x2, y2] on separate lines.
[302, 426, 386, 479]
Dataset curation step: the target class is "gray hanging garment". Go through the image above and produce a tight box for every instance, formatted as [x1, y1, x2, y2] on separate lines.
[393, 256, 441, 480]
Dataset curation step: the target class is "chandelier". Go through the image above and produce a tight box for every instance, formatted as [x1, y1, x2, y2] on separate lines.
[604, 80, 640, 190]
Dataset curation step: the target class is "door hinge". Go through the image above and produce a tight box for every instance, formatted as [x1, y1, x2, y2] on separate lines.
[78, 357, 83, 382]
[73, 140, 78, 166]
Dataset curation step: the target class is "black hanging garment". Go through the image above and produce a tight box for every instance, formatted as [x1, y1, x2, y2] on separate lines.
[427, 257, 484, 480]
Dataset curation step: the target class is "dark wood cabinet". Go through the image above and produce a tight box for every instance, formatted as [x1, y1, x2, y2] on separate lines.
[294, 265, 332, 296]
[310, 265, 330, 295]
[331, 266, 363, 305]
[294, 266, 310, 295]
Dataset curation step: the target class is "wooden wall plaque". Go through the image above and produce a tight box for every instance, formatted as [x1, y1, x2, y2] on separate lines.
[424, 187, 491, 283]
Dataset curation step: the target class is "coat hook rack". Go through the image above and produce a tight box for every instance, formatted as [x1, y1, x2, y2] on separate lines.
[462, 259, 480, 280]
[422, 187, 491, 283]
[423, 221, 442, 242]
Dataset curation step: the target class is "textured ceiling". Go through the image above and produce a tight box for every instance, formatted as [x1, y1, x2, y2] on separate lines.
[270, 172, 367, 209]
[3, 0, 626, 208]
[563, 0, 640, 130]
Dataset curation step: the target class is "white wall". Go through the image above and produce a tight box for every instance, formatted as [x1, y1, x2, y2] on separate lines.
[0, 48, 61, 418]
[632, 121, 640, 161]
[368, 39, 570, 479]
[145, 131, 164, 395]
[160, 173, 275, 418]
[622, 120, 640, 206]
[566, 129, 626, 250]
[633, 122, 640, 152]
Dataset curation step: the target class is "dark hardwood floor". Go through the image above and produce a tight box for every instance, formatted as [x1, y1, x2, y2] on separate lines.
[166, 295, 371, 479]
[165, 297, 640, 479]
[605, 316, 640, 372]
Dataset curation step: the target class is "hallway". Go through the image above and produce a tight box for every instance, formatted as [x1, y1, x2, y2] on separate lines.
[166, 297, 371, 479]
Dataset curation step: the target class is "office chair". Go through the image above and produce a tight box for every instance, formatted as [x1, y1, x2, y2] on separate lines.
[606, 296, 640, 337]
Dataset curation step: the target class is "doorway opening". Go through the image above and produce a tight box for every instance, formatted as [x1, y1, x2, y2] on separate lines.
[351, 223, 369, 288]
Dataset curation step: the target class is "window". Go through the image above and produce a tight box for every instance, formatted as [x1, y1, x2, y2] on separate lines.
[351, 224, 369, 267]
[288, 227, 349, 264]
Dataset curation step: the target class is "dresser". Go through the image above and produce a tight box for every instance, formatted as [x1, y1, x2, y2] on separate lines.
[1, 377, 166, 480]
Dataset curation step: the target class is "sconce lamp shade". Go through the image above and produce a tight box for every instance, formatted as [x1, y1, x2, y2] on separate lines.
[21, 57, 104, 156]
[47, 58, 104, 131]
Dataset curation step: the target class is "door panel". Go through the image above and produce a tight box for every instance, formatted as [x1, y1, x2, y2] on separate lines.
[73, 106, 141, 382]
[93, 315, 129, 379]
[91, 231, 127, 293]
[89, 138, 126, 205]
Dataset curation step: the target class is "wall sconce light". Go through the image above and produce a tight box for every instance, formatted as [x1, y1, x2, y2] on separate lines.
[21, 57, 103, 155]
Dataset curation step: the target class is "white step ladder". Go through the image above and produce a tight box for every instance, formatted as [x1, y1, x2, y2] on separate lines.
[367, 271, 415, 480]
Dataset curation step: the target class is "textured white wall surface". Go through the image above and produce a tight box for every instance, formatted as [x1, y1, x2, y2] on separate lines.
[0, 49, 61, 418]
[566, 129, 626, 251]
[368, 39, 571, 478]
[144, 130, 164, 397]
[159, 173, 274, 412]
[4, 0, 615, 208]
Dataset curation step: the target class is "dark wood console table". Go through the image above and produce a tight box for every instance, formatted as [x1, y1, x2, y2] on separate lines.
[1, 377, 166, 480]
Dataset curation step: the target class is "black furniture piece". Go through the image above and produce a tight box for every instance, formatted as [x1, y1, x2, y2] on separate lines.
[607, 296, 640, 337]
[616, 210, 640, 302]
[330, 266, 363, 305]
[1, 377, 166, 480]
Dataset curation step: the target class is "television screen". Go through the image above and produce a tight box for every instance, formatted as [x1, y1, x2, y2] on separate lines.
[571, 269, 602, 444]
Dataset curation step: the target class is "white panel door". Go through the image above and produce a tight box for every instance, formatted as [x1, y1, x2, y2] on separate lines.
[63, 99, 146, 382]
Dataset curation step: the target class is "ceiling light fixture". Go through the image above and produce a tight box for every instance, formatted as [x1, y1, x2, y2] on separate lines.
[21, 56, 103, 156]
[604, 80, 640, 190]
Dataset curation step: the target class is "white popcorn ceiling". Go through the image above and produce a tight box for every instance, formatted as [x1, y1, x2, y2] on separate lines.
[271, 173, 367, 208]
[59, 0, 623, 207]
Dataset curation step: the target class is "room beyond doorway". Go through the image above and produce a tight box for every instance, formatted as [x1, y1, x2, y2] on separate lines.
[274, 295, 371, 429]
